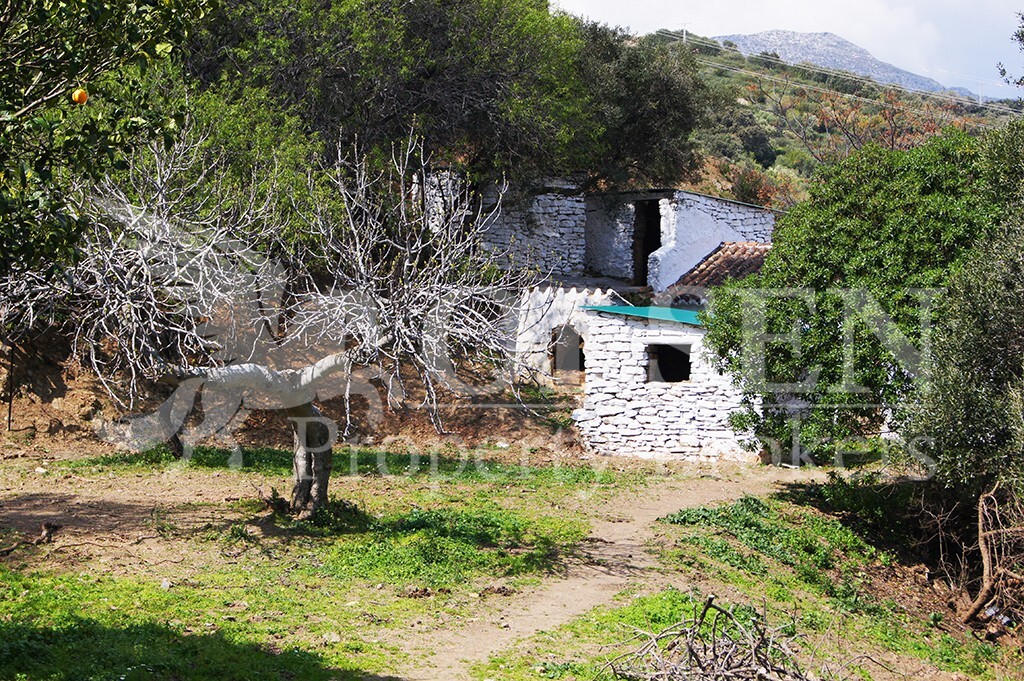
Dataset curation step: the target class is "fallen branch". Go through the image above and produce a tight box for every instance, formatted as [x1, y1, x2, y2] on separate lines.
[0, 521, 62, 556]
[605, 594, 835, 681]
[961, 485, 1024, 625]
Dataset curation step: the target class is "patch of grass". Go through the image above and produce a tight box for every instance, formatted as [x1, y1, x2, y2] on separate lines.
[290, 502, 585, 587]
[0, 465, 594, 679]
[663, 495, 881, 608]
[660, 495, 1006, 678]
[0, 567, 391, 680]
[858, 617, 1000, 677]
[65, 444, 633, 489]
[778, 471, 923, 549]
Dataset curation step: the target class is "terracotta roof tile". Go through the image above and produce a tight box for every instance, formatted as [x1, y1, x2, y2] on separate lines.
[663, 241, 771, 306]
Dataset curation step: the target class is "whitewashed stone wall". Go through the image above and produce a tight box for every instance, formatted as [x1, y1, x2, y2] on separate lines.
[481, 183, 587, 276]
[516, 286, 624, 380]
[649, 192, 777, 291]
[419, 170, 470, 233]
[583, 198, 634, 280]
[571, 311, 755, 460]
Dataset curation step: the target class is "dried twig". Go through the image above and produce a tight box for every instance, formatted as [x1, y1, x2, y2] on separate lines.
[605, 595, 842, 681]
[961, 484, 1024, 626]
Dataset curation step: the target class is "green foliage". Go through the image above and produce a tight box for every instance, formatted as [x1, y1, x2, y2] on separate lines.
[894, 120, 1024, 493]
[183, 0, 596, 182]
[979, 117, 1024, 209]
[576, 23, 713, 188]
[906, 222, 1024, 493]
[815, 471, 919, 543]
[702, 130, 1002, 460]
[660, 496, 1002, 675]
[106, 62, 320, 244]
[0, 0, 211, 275]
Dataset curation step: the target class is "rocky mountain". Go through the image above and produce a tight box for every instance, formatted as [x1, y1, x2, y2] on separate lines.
[713, 30, 967, 96]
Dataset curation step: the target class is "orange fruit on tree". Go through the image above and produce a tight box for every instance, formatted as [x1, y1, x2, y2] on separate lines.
[71, 88, 88, 105]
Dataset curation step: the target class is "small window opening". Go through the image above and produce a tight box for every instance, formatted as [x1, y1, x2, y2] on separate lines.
[648, 344, 691, 383]
[550, 326, 585, 383]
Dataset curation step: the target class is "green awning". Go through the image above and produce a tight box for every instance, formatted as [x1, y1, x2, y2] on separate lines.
[582, 306, 704, 327]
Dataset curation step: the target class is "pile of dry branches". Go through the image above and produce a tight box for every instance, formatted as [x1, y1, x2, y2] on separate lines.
[607, 596, 830, 681]
[961, 484, 1024, 631]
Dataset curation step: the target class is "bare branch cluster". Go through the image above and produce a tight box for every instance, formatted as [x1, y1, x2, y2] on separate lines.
[961, 485, 1024, 630]
[607, 595, 835, 681]
[1, 124, 289, 406]
[0, 121, 540, 420]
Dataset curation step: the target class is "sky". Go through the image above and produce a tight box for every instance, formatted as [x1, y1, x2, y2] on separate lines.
[553, 0, 1024, 99]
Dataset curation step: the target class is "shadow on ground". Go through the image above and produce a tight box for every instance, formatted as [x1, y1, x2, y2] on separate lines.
[0, 493, 237, 539]
[0, 619, 405, 681]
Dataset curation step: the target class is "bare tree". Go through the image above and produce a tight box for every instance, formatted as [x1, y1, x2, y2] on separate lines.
[752, 75, 971, 165]
[0, 125, 539, 517]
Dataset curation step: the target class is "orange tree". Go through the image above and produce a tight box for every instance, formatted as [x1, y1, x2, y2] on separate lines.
[0, 0, 211, 275]
[701, 130, 1005, 462]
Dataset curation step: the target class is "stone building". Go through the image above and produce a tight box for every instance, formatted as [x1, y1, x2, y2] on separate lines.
[570, 243, 774, 460]
[569, 306, 747, 460]
[479, 180, 779, 459]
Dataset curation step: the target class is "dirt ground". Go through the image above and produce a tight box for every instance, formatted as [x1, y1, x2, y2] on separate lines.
[0, 437, 982, 681]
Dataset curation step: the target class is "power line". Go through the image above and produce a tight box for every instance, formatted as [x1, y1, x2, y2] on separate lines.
[658, 30, 1022, 117]
[695, 59, 999, 130]
[671, 30, 1020, 115]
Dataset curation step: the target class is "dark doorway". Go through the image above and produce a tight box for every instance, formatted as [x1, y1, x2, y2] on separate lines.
[550, 326, 585, 384]
[632, 200, 662, 286]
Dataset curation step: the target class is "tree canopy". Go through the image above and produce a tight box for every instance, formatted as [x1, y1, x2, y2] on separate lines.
[181, 2, 712, 188]
[702, 130, 1003, 462]
[183, 0, 596, 181]
[0, 0, 211, 275]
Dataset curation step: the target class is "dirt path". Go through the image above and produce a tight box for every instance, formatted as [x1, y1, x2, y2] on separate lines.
[0, 448, 825, 681]
[402, 468, 819, 681]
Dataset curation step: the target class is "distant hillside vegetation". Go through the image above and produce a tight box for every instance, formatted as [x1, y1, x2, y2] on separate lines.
[713, 29, 964, 96]
[648, 29, 1022, 209]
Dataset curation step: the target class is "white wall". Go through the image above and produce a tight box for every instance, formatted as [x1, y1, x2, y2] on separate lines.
[515, 286, 623, 380]
[649, 192, 776, 292]
[481, 187, 587, 276]
[584, 198, 635, 280]
[571, 311, 756, 460]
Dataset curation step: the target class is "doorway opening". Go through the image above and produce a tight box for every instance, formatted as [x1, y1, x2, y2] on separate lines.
[632, 199, 662, 286]
[549, 326, 585, 385]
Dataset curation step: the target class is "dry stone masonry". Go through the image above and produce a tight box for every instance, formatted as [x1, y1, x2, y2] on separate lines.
[422, 173, 777, 462]
[480, 182, 587, 276]
[570, 311, 755, 461]
[515, 285, 624, 378]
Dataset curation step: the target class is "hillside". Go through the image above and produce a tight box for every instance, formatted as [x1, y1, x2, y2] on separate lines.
[714, 29, 965, 96]
[650, 28, 1022, 208]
